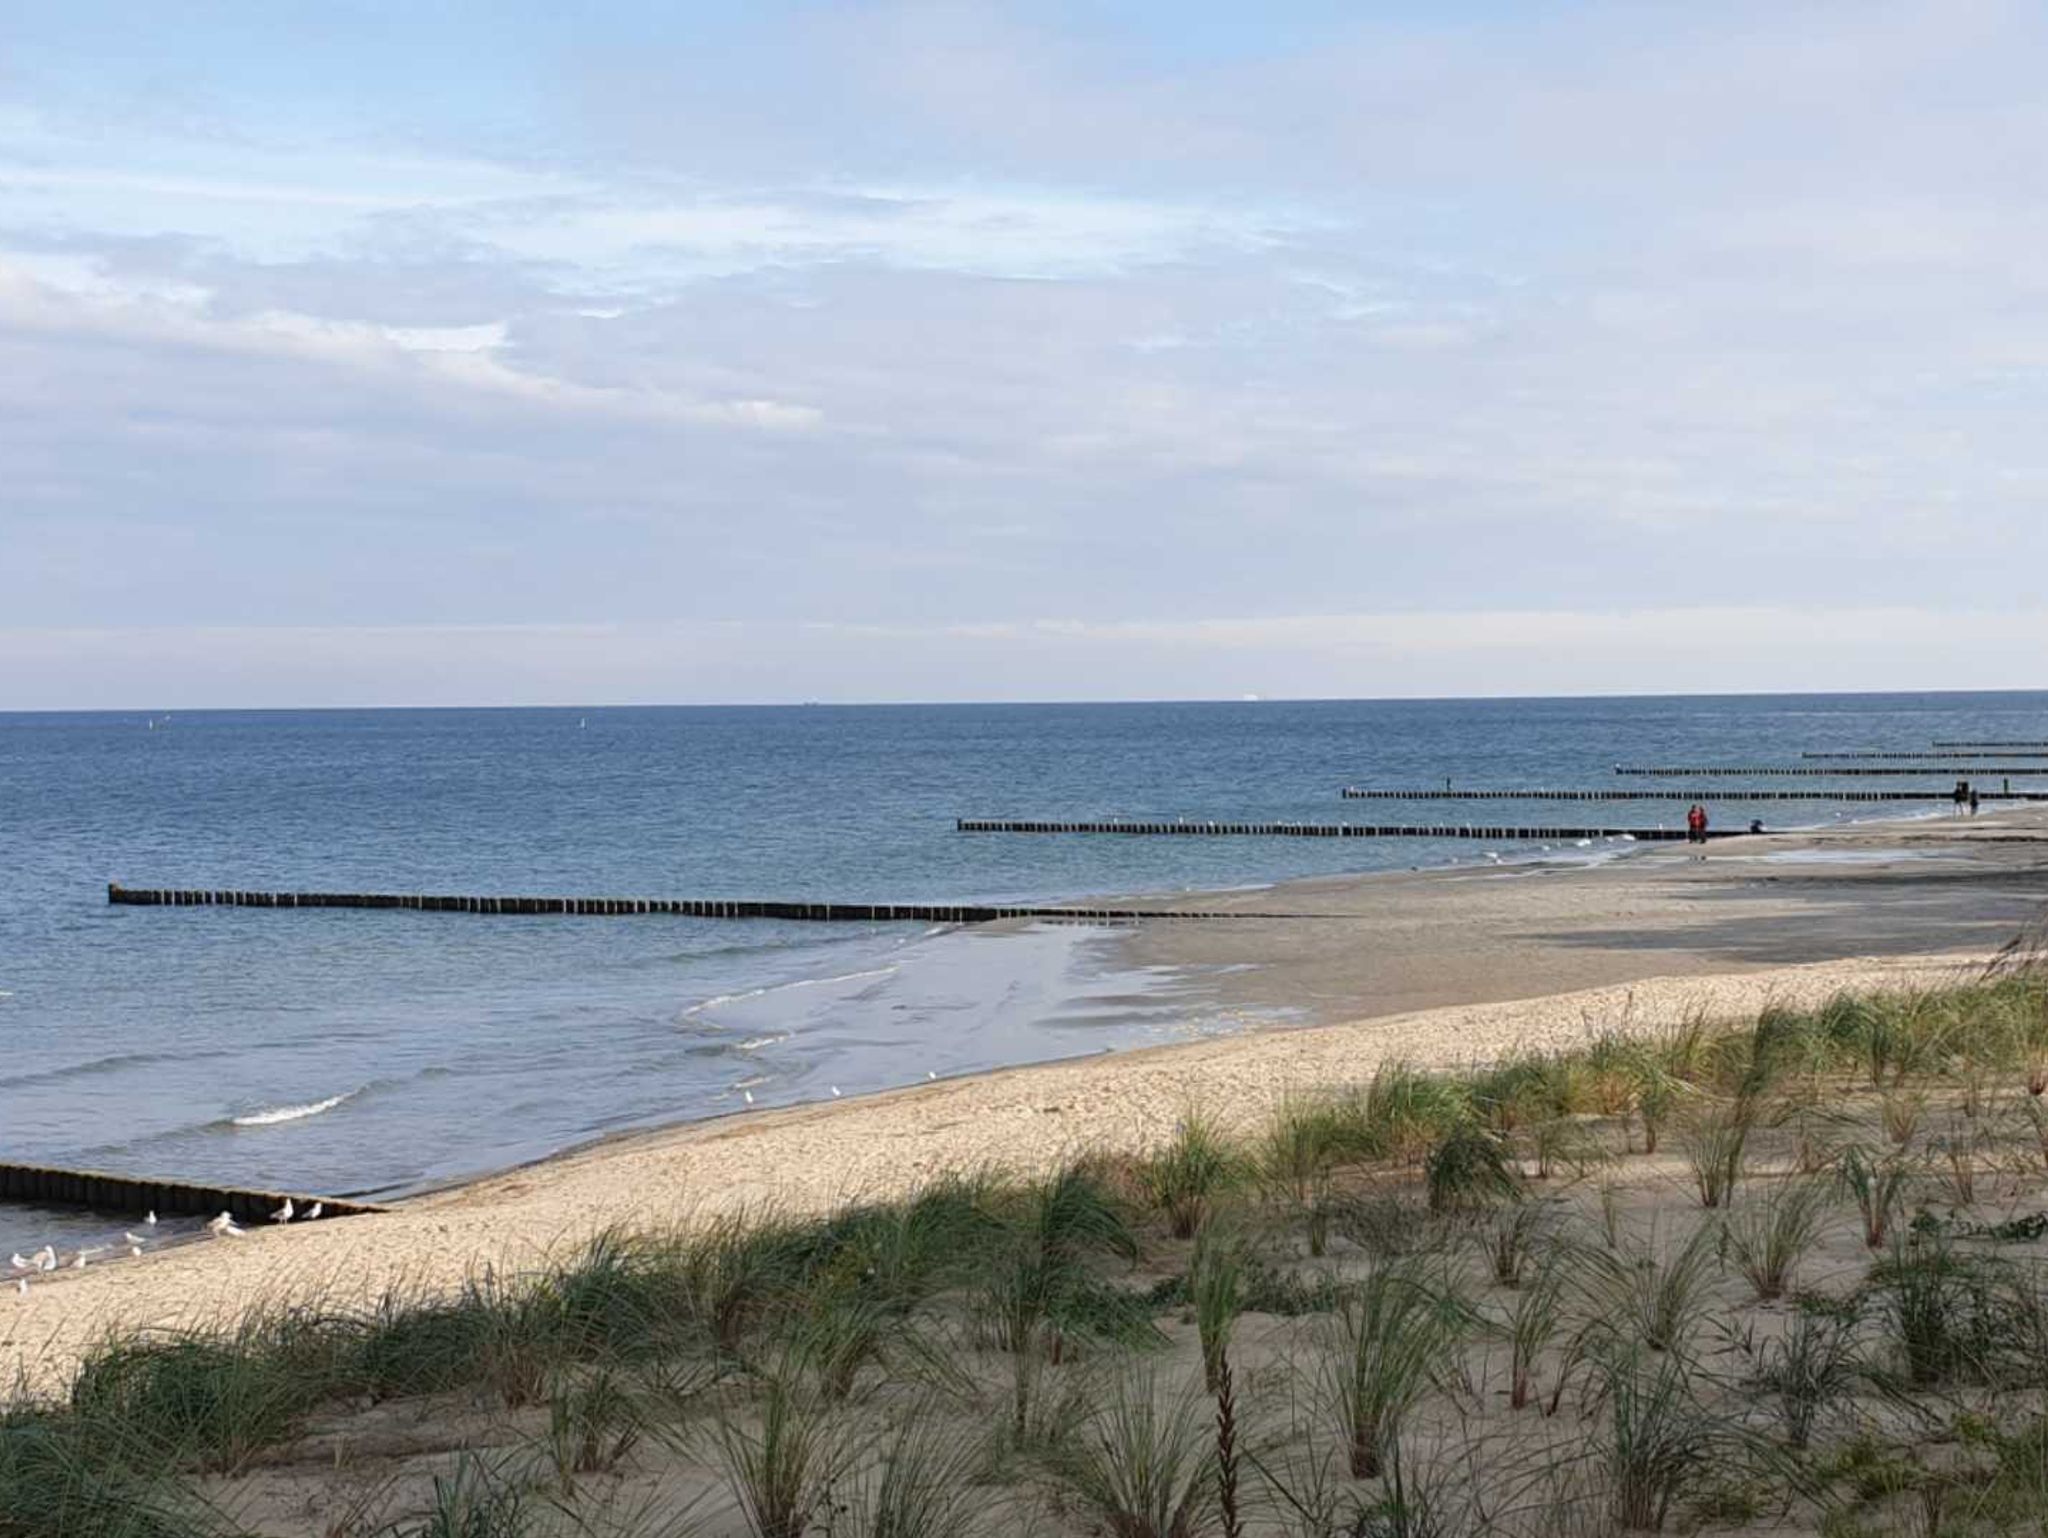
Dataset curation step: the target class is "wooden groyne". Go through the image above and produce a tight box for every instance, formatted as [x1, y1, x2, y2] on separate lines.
[956, 819, 1733, 841]
[1340, 787, 2048, 802]
[1614, 765, 2048, 778]
[1799, 751, 2048, 761]
[107, 884, 1271, 924]
[1934, 741, 2048, 748]
[0, 1161, 385, 1225]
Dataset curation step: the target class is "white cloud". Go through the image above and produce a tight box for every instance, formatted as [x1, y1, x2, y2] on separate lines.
[5, 2, 2048, 701]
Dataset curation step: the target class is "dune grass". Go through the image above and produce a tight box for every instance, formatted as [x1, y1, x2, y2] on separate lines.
[13, 969, 2048, 1535]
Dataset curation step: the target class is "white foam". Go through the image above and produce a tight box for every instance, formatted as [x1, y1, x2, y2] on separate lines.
[231, 1089, 356, 1127]
[680, 965, 899, 1018]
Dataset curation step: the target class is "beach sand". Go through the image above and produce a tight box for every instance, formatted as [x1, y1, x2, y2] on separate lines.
[6, 805, 2044, 1392]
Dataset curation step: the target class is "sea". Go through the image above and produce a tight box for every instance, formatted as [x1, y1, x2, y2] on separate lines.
[3, 691, 2045, 1253]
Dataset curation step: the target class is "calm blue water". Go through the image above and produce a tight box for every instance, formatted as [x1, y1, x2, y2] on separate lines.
[3, 693, 2046, 1250]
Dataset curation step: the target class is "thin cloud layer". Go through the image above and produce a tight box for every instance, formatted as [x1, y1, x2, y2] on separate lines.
[2, 1, 2044, 703]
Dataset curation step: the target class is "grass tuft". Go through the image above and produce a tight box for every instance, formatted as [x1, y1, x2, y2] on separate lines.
[1141, 1113, 1248, 1239]
[1061, 1367, 1218, 1538]
[1320, 1262, 1468, 1480]
[1424, 1120, 1522, 1215]
[837, 1405, 988, 1538]
[1679, 1095, 1757, 1209]
[1719, 1178, 1832, 1302]
[1190, 1224, 1243, 1396]
[1581, 1221, 1720, 1357]
[1838, 1144, 1914, 1249]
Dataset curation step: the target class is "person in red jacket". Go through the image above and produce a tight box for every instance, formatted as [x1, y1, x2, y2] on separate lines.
[1686, 804, 1708, 847]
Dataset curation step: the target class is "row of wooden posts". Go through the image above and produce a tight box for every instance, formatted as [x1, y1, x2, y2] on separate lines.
[1614, 765, 2048, 777]
[954, 819, 1722, 841]
[0, 1160, 384, 1225]
[1799, 751, 2048, 761]
[107, 884, 1268, 924]
[1341, 787, 2048, 802]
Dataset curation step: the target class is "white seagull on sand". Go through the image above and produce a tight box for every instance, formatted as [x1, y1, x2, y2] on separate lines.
[7, 1254, 25, 1272]
[271, 1198, 294, 1224]
[144, 1210, 157, 1226]
[304, 1202, 322, 1220]
[208, 1212, 245, 1238]
[32, 1246, 56, 1272]
[123, 1231, 146, 1246]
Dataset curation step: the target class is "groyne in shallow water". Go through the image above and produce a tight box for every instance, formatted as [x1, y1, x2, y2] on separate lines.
[1614, 765, 2048, 777]
[1341, 787, 2048, 802]
[954, 819, 1733, 840]
[0, 1160, 383, 1224]
[107, 883, 1293, 923]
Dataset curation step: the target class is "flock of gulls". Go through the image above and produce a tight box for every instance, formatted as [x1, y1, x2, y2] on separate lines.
[9, 1197, 321, 1297]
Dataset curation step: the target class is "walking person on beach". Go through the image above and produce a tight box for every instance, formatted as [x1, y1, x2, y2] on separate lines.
[1953, 780, 1970, 817]
[1969, 788, 1981, 816]
[1685, 803, 1708, 857]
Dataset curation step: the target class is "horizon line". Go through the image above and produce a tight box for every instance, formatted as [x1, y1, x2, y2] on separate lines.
[6, 685, 2048, 716]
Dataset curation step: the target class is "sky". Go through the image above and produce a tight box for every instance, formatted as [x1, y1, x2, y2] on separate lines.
[3, 1, 2046, 706]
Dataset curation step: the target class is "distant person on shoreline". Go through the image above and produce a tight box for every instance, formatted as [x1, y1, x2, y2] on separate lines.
[1953, 779, 1970, 816]
[1969, 788, 1981, 816]
[1749, 818, 1764, 835]
[1686, 804, 1708, 856]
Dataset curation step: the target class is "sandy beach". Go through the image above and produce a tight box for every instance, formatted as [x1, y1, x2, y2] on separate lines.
[7, 804, 2045, 1393]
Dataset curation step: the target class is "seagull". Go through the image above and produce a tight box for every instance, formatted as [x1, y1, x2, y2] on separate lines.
[208, 1212, 244, 1239]
[304, 1202, 322, 1220]
[128, 1244, 143, 1259]
[830, 1086, 841, 1097]
[270, 1198, 293, 1224]
[742, 1089, 754, 1105]
[144, 1210, 157, 1227]
[7, 1254, 24, 1272]
[123, 1232, 146, 1246]
[926, 1070, 937, 1081]
[32, 1247, 55, 1273]
[73, 1254, 86, 1270]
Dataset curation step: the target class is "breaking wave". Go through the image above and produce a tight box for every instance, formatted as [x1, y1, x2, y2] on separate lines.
[228, 1089, 359, 1128]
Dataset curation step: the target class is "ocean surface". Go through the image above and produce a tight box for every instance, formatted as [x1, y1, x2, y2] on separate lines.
[4, 692, 2046, 1253]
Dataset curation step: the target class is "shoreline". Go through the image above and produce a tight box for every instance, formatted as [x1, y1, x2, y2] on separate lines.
[0, 951, 2001, 1394]
[369, 797, 2028, 1199]
[4, 803, 2043, 1389]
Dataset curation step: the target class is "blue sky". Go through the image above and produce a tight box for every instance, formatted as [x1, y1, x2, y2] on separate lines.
[4, 1, 2046, 705]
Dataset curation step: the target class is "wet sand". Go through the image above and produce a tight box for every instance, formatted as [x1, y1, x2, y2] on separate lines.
[5, 806, 2044, 1392]
[1115, 805, 2048, 1024]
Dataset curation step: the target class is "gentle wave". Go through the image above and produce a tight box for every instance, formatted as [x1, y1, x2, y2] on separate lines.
[229, 1089, 359, 1128]
[679, 964, 900, 1018]
[0, 1048, 233, 1093]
